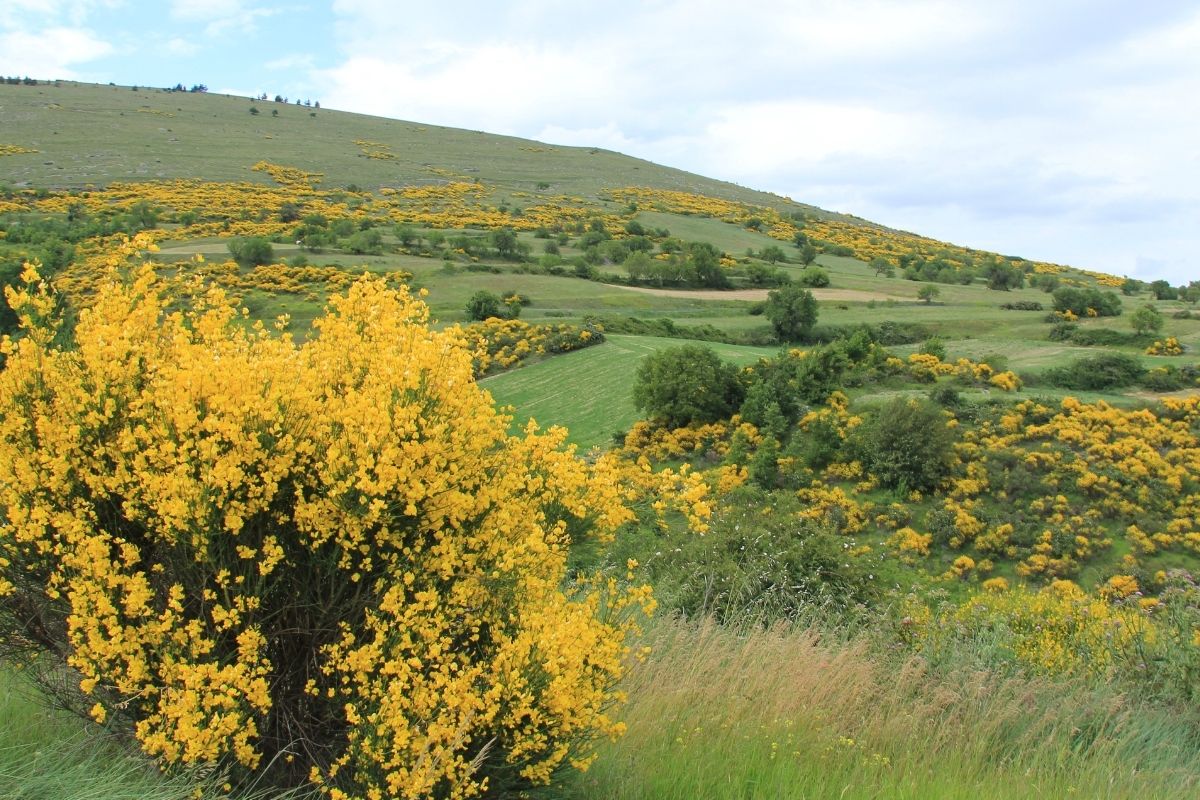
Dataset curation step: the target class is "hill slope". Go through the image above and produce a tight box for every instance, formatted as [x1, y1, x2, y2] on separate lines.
[1, 80, 814, 211]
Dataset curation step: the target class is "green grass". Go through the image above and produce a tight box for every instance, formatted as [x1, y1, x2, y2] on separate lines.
[557, 617, 1200, 800]
[0, 669, 214, 800]
[0, 81, 811, 214]
[483, 335, 777, 449]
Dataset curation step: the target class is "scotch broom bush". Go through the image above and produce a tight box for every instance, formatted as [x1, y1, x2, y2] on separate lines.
[0, 246, 654, 799]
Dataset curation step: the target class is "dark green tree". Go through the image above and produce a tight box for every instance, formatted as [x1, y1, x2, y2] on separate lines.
[759, 245, 787, 264]
[851, 397, 958, 493]
[490, 227, 519, 259]
[632, 344, 744, 428]
[798, 242, 818, 267]
[1149, 280, 1178, 300]
[764, 285, 818, 342]
[228, 236, 275, 266]
[465, 290, 503, 321]
[917, 284, 940, 304]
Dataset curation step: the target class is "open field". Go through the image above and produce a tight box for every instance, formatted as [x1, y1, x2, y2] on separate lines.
[484, 334, 778, 449]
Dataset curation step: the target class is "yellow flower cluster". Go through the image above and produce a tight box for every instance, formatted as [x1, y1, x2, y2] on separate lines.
[461, 317, 603, 376]
[795, 483, 870, 535]
[354, 139, 395, 160]
[251, 160, 324, 188]
[927, 581, 1149, 676]
[0, 261, 688, 797]
[887, 526, 932, 558]
[620, 418, 758, 461]
[988, 371, 1022, 391]
[1146, 337, 1184, 356]
[0, 143, 38, 156]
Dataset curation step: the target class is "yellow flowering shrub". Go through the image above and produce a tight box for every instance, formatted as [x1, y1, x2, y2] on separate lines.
[887, 527, 932, 558]
[918, 581, 1150, 677]
[461, 317, 604, 377]
[1146, 337, 1184, 356]
[988, 371, 1023, 391]
[0, 263, 661, 797]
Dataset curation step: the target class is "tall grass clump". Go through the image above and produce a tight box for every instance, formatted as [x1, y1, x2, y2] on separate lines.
[0, 244, 655, 798]
[561, 616, 1200, 799]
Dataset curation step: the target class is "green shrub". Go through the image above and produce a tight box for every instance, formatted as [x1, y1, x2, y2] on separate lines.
[227, 236, 274, 266]
[850, 397, 959, 493]
[796, 267, 830, 288]
[632, 344, 744, 428]
[1043, 352, 1146, 390]
[1052, 286, 1122, 317]
[465, 289, 503, 320]
[651, 496, 883, 623]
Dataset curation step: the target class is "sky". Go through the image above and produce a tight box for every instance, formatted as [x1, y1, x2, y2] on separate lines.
[2, 1, 1198, 284]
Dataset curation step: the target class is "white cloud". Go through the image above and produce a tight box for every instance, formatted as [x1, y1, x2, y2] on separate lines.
[163, 36, 199, 56]
[170, 0, 246, 21]
[169, 0, 278, 37]
[0, 26, 113, 78]
[266, 54, 315, 71]
[311, 2, 1200, 281]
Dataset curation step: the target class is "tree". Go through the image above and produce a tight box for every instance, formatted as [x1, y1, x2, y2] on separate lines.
[394, 223, 418, 247]
[465, 290, 503, 320]
[1130, 303, 1164, 335]
[759, 245, 787, 264]
[851, 397, 959, 493]
[1149, 280, 1178, 300]
[984, 261, 1024, 291]
[764, 284, 818, 342]
[228, 236, 274, 266]
[686, 241, 731, 288]
[917, 284, 940, 304]
[490, 227, 519, 259]
[798, 242, 818, 267]
[632, 344, 744, 428]
[344, 229, 383, 255]
[870, 256, 895, 278]
[1052, 286, 1122, 317]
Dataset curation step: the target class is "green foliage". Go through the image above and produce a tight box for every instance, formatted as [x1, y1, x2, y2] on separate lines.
[851, 397, 959, 493]
[343, 228, 383, 255]
[632, 344, 744, 428]
[795, 267, 830, 288]
[1052, 286, 1122, 317]
[1130, 302, 1164, 335]
[465, 289, 503, 320]
[919, 336, 947, 361]
[650, 496, 883, 623]
[738, 343, 851, 429]
[917, 284, 940, 303]
[1043, 352, 1146, 390]
[764, 284, 818, 342]
[797, 242, 818, 266]
[983, 261, 1025, 291]
[758, 244, 787, 264]
[1149, 279, 1178, 300]
[227, 236, 275, 266]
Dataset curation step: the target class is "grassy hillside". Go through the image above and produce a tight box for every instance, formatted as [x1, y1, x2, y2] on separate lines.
[3, 78, 1200, 800]
[0, 80, 813, 211]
